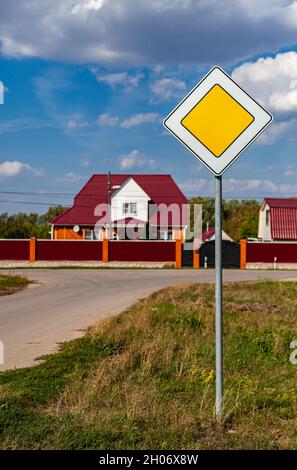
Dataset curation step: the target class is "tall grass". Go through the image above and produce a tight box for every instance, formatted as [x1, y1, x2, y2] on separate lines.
[0, 280, 297, 449]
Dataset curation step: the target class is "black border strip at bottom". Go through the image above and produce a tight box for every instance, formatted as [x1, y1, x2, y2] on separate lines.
[0, 450, 296, 467]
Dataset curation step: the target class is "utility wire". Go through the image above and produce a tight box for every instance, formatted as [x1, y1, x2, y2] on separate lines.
[0, 190, 289, 199]
[0, 200, 71, 206]
[0, 190, 293, 207]
[0, 190, 74, 198]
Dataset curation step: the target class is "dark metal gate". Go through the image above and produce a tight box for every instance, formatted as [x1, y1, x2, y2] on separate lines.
[199, 240, 240, 268]
[182, 242, 194, 267]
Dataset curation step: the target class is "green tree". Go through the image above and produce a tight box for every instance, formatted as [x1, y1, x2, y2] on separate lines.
[0, 206, 67, 239]
[188, 197, 260, 241]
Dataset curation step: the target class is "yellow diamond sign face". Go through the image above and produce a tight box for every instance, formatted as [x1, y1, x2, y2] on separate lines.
[181, 84, 254, 157]
[163, 67, 272, 175]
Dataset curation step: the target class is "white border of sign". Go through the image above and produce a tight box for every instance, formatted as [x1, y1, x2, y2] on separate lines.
[163, 67, 273, 176]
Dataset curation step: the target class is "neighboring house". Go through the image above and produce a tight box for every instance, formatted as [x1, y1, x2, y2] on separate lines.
[51, 174, 187, 240]
[258, 198, 297, 241]
[201, 226, 233, 242]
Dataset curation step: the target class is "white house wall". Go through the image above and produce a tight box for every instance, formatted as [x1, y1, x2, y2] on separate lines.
[111, 177, 150, 223]
[258, 202, 271, 240]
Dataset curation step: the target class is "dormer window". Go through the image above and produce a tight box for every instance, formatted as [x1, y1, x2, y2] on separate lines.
[123, 202, 137, 216]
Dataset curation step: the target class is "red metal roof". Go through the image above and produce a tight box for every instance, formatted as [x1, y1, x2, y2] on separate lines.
[52, 174, 187, 227]
[270, 207, 297, 239]
[201, 227, 215, 241]
[265, 198, 297, 208]
[265, 198, 297, 239]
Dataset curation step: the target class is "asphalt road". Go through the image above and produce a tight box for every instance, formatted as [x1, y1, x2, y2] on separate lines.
[0, 268, 296, 371]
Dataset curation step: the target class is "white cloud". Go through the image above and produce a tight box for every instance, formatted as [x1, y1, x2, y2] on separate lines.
[232, 51, 297, 113]
[71, 0, 105, 14]
[256, 117, 297, 144]
[91, 70, 143, 90]
[97, 112, 160, 128]
[179, 178, 213, 196]
[120, 113, 160, 128]
[150, 78, 186, 101]
[97, 113, 119, 127]
[67, 118, 88, 130]
[2, 1, 297, 66]
[56, 172, 84, 183]
[1, 36, 37, 59]
[0, 161, 42, 178]
[232, 51, 297, 142]
[118, 149, 156, 169]
[180, 177, 297, 197]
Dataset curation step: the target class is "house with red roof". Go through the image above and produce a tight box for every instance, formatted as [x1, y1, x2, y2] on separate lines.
[51, 174, 188, 241]
[201, 226, 233, 242]
[258, 198, 297, 241]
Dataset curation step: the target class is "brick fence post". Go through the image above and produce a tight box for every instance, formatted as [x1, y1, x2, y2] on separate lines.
[175, 239, 182, 269]
[193, 240, 200, 269]
[29, 237, 37, 262]
[102, 238, 109, 263]
[240, 239, 247, 269]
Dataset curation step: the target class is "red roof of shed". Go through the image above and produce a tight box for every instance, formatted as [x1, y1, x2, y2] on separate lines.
[201, 227, 215, 241]
[265, 198, 297, 239]
[52, 174, 187, 226]
[265, 198, 297, 209]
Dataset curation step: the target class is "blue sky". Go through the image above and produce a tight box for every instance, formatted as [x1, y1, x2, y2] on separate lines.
[1, 0, 297, 213]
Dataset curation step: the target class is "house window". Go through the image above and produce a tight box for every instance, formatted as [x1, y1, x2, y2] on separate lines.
[123, 203, 129, 215]
[85, 229, 93, 240]
[130, 202, 137, 215]
[266, 210, 270, 226]
[93, 229, 100, 240]
[122, 202, 137, 216]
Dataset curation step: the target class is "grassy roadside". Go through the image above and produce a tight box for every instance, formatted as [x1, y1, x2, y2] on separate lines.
[0, 280, 297, 449]
[0, 275, 29, 296]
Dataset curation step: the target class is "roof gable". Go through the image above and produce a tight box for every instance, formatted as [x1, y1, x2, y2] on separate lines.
[111, 176, 151, 200]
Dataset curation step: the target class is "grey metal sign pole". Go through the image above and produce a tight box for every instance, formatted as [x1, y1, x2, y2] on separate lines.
[215, 175, 223, 420]
[163, 66, 272, 422]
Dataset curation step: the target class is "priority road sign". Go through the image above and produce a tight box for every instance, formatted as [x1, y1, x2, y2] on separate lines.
[163, 67, 272, 175]
[163, 66, 272, 422]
